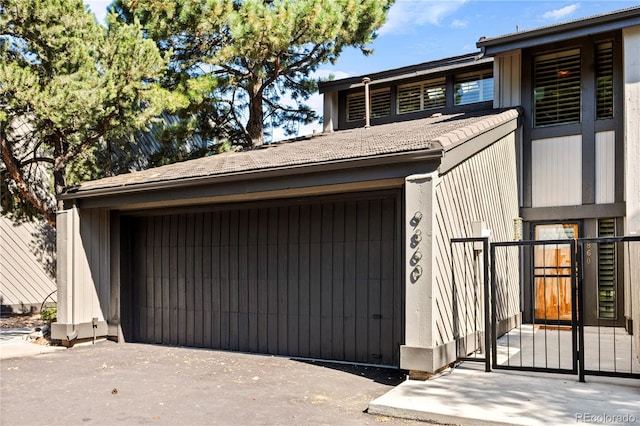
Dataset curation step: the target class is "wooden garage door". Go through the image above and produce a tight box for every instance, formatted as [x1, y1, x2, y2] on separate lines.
[121, 192, 402, 366]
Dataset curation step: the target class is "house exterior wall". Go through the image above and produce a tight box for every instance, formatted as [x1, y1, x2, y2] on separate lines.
[531, 135, 583, 207]
[433, 132, 520, 346]
[494, 50, 522, 108]
[595, 130, 616, 204]
[623, 25, 640, 353]
[401, 130, 520, 373]
[0, 216, 56, 313]
[52, 207, 111, 341]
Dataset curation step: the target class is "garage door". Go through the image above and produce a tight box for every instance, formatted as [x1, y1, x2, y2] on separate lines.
[121, 191, 402, 366]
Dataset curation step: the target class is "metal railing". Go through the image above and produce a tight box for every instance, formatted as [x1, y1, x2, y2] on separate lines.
[450, 237, 490, 372]
[451, 235, 640, 381]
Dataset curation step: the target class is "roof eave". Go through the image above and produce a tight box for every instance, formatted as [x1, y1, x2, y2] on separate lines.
[477, 7, 640, 55]
[59, 146, 445, 201]
[318, 54, 490, 94]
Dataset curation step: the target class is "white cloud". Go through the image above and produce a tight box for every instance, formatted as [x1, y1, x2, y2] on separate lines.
[313, 69, 351, 82]
[451, 19, 468, 28]
[542, 4, 579, 21]
[379, 0, 468, 35]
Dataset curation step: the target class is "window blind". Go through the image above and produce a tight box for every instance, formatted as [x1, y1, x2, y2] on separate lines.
[533, 49, 581, 127]
[596, 42, 614, 120]
[346, 88, 390, 122]
[597, 218, 616, 319]
[396, 78, 446, 114]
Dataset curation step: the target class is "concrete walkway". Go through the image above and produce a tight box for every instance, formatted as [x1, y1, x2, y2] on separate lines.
[369, 362, 640, 425]
[0, 327, 65, 360]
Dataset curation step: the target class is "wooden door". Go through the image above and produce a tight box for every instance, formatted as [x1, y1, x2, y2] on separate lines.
[533, 223, 578, 322]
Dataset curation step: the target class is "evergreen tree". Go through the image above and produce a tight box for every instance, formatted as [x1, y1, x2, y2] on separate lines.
[0, 0, 181, 226]
[114, 0, 394, 147]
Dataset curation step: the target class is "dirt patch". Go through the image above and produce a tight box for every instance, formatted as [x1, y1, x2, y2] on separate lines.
[0, 313, 46, 329]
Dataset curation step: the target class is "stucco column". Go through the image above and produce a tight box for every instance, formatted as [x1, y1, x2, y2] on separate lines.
[400, 171, 439, 373]
[623, 25, 640, 353]
[52, 207, 79, 341]
[322, 91, 338, 133]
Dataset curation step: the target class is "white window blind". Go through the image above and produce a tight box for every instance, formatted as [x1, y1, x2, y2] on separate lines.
[346, 88, 391, 122]
[397, 78, 445, 114]
[454, 71, 493, 105]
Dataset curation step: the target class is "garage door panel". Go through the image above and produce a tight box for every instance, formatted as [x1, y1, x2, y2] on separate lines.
[124, 191, 401, 365]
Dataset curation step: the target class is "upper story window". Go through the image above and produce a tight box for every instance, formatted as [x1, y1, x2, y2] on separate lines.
[346, 88, 391, 122]
[397, 78, 446, 114]
[533, 49, 581, 127]
[454, 71, 493, 105]
[596, 42, 613, 120]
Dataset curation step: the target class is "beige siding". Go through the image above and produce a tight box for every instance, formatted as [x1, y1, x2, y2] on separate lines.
[531, 135, 582, 207]
[58, 208, 111, 325]
[433, 132, 520, 346]
[623, 25, 640, 356]
[0, 216, 56, 312]
[595, 130, 616, 204]
[494, 51, 521, 108]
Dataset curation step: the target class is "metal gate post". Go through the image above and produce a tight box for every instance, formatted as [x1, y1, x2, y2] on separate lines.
[576, 241, 585, 382]
[490, 242, 498, 371]
[483, 238, 491, 372]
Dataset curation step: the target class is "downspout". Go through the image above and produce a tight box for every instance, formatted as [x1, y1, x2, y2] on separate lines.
[363, 77, 371, 128]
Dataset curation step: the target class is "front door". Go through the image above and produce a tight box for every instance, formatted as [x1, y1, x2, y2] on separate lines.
[533, 223, 578, 323]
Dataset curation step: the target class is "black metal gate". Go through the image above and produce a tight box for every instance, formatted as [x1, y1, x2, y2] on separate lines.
[452, 236, 640, 382]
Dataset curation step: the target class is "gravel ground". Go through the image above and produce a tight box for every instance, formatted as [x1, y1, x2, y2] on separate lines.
[1, 341, 419, 425]
[0, 313, 47, 329]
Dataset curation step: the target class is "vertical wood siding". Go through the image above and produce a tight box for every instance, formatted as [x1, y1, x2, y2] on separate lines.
[595, 130, 616, 204]
[0, 217, 56, 312]
[495, 52, 522, 108]
[124, 192, 402, 366]
[531, 135, 582, 207]
[433, 132, 521, 346]
[73, 209, 111, 323]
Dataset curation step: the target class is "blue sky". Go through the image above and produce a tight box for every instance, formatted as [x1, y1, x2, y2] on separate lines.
[86, 0, 639, 139]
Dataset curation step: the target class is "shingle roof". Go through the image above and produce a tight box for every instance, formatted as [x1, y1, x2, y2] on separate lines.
[68, 108, 519, 196]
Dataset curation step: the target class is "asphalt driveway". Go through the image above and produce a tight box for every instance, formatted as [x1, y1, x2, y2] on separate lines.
[1, 341, 414, 425]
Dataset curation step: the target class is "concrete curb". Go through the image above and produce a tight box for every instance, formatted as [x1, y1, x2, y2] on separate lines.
[368, 363, 640, 426]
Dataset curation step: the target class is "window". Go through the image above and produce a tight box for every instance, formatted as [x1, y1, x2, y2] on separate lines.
[397, 78, 446, 114]
[533, 49, 581, 127]
[346, 92, 365, 121]
[597, 218, 616, 319]
[371, 88, 391, 118]
[596, 42, 613, 120]
[346, 88, 391, 122]
[454, 71, 493, 105]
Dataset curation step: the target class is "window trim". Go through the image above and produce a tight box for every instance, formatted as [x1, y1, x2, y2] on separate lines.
[454, 70, 494, 106]
[345, 87, 391, 122]
[396, 77, 446, 115]
[532, 48, 582, 128]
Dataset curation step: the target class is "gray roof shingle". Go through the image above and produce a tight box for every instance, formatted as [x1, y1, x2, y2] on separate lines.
[69, 108, 519, 195]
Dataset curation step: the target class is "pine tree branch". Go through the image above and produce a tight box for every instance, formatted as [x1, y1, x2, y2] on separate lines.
[19, 156, 55, 167]
[0, 131, 56, 226]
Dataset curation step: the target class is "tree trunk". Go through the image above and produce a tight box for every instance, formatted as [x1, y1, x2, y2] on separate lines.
[0, 133, 57, 227]
[246, 82, 264, 147]
[53, 135, 67, 216]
